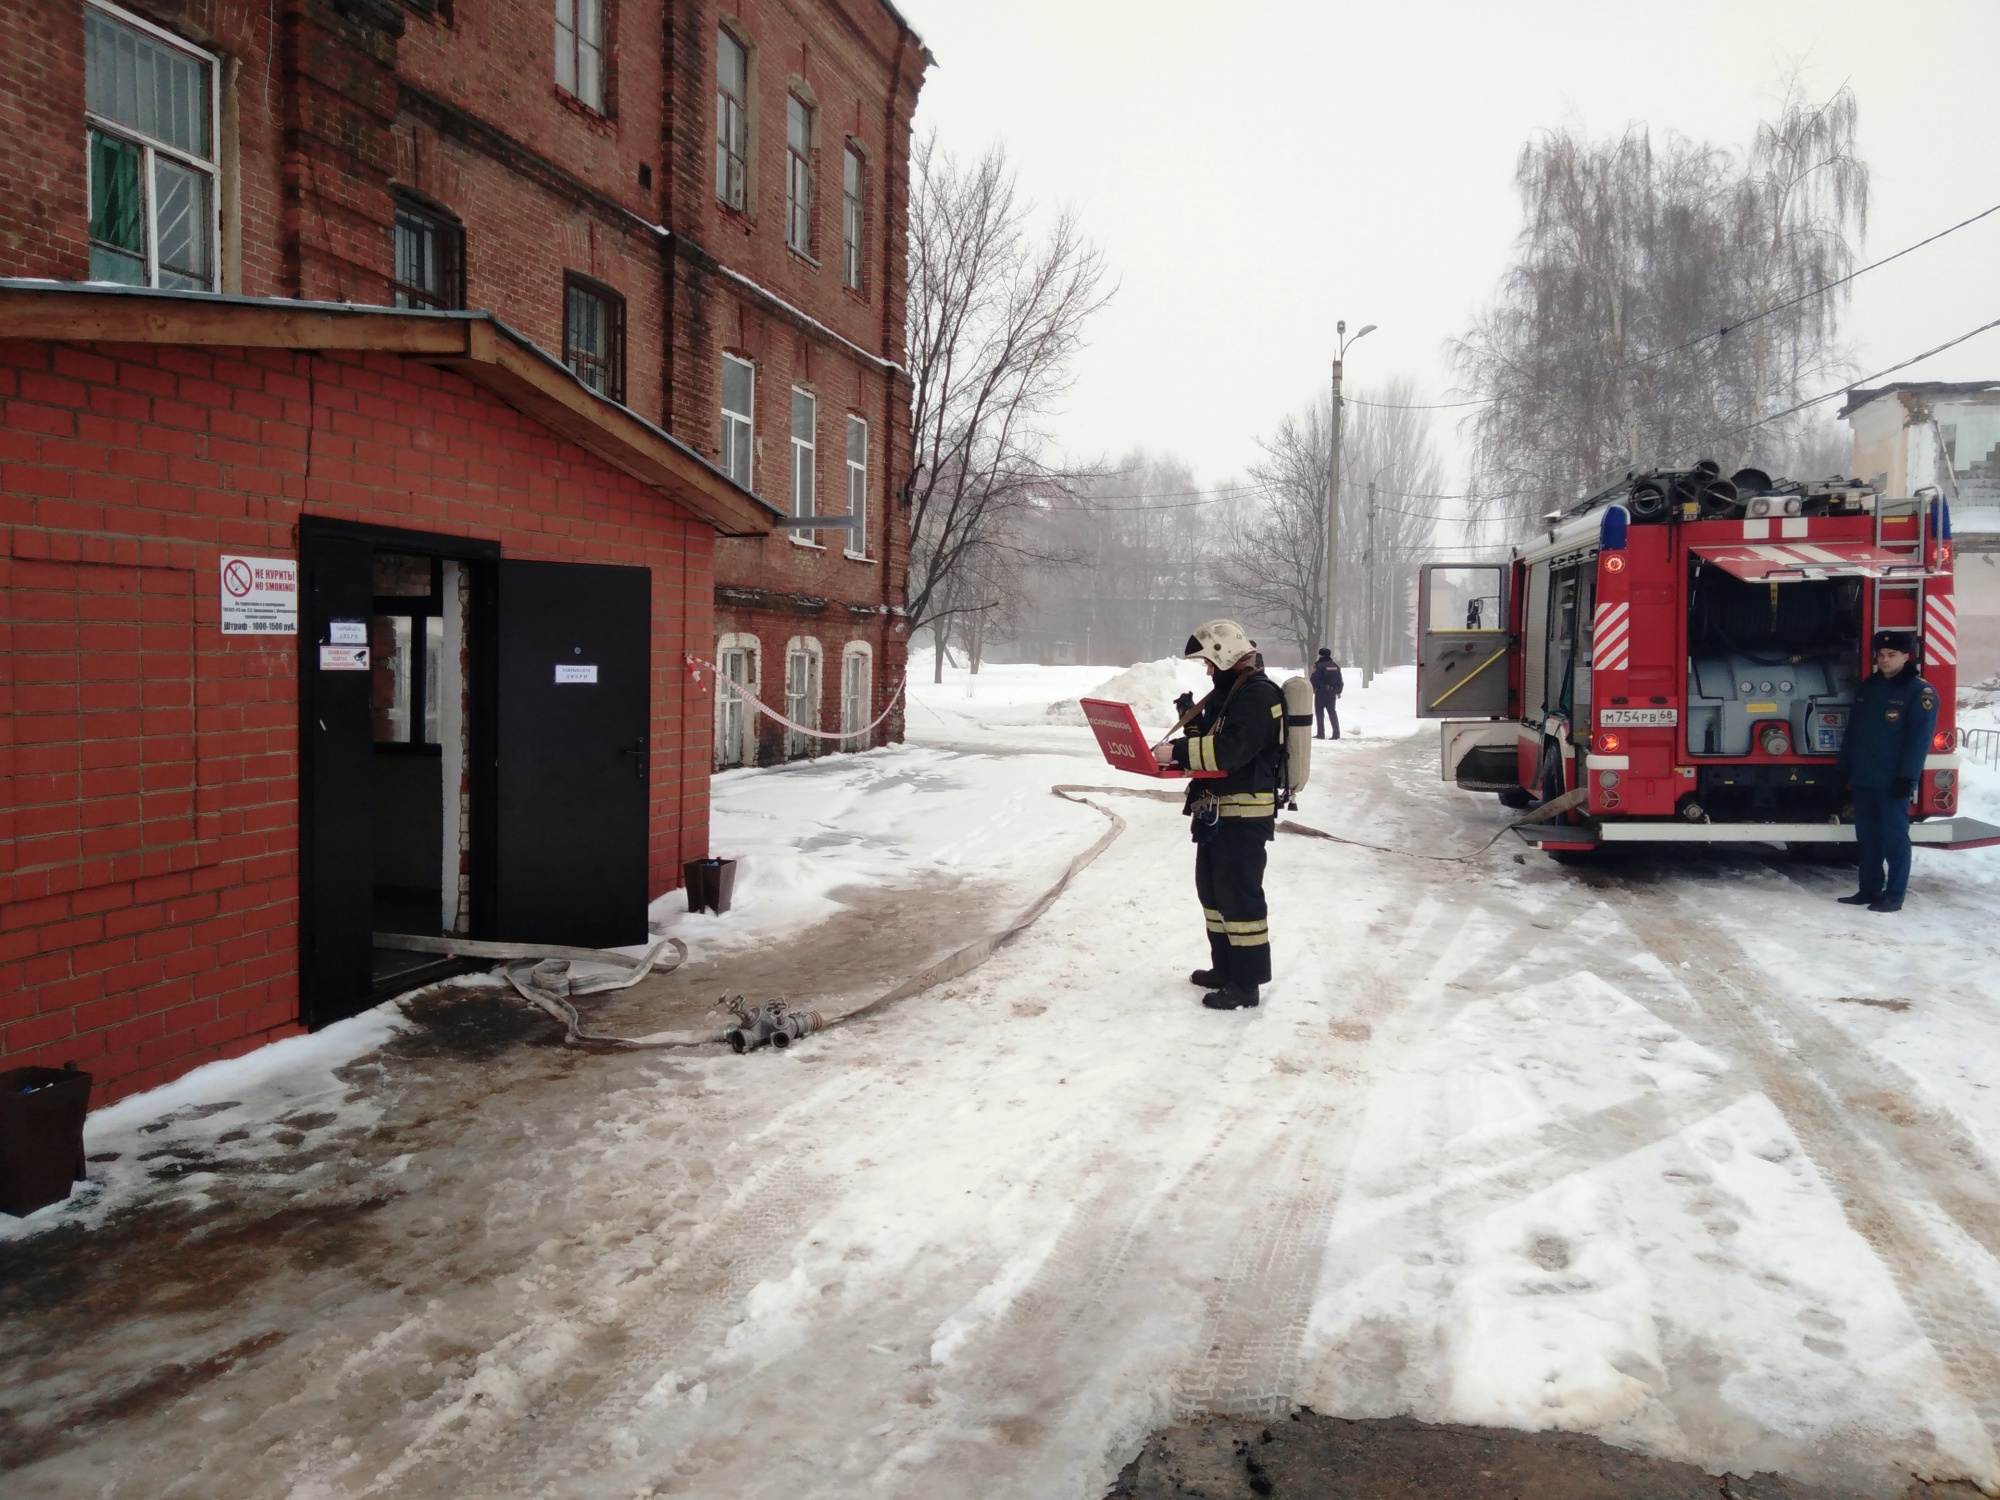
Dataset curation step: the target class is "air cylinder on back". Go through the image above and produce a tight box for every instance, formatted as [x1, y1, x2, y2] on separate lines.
[1281, 675, 1314, 796]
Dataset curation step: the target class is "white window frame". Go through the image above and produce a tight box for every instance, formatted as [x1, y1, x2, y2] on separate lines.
[720, 353, 754, 488]
[83, 0, 221, 293]
[840, 641, 873, 741]
[785, 93, 813, 257]
[714, 632, 760, 767]
[790, 385, 818, 548]
[844, 413, 870, 561]
[715, 27, 748, 210]
[784, 636, 823, 759]
[841, 144, 865, 291]
[555, 0, 605, 112]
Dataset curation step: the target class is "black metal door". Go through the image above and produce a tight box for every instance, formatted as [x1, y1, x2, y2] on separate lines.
[493, 559, 651, 948]
[299, 532, 376, 1027]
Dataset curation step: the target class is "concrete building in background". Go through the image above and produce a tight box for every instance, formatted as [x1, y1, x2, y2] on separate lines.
[0, 0, 925, 1104]
[1843, 381, 2000, 688]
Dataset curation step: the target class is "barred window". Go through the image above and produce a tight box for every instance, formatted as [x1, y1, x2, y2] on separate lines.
[715, 29, 748, 210]
[84, 2, 218, 291]
[841, 146, 865, 290]
[391, 200, 464, 310]
[555, 0, 604, 112]
[563, 275, 625, 403]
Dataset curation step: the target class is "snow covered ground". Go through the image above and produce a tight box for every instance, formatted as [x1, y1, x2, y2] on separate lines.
[7, 660, 2000, 1498]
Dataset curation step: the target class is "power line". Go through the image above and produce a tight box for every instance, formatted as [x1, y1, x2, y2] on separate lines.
[1668, 312, 2000, 456]
[1345, 196, 2000, 413]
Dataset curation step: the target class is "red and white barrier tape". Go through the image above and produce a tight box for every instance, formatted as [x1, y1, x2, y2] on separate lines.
[685, 653, 907, 741]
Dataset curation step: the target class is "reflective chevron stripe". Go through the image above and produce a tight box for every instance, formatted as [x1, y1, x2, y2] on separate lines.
[1203, 907, 1227, 933]
[1186, 735, 1219, 772]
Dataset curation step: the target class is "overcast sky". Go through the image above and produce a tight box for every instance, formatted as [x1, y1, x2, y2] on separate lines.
[899, 0, 2000, 492]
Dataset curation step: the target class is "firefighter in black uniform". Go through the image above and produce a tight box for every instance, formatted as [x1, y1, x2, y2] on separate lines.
[1152, 619, 1285, 1010]
[1835, 629, 1938, 914]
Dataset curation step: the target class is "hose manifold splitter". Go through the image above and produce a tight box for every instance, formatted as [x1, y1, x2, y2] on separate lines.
[718, 995, 824, 1054]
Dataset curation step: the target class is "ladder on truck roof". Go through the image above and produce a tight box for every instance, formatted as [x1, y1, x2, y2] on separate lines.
[1872, 493, 1928, 643]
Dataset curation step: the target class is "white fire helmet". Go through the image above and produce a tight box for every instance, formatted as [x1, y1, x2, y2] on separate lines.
[1182, 619, 1256, 671]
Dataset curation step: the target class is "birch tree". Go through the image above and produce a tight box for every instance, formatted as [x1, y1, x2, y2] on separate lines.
[1453, 81, 1866, 534]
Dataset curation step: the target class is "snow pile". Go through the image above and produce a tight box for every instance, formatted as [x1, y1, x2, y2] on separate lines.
[1040, 657, 1213, 728]
[0, 1003, 420, 1239]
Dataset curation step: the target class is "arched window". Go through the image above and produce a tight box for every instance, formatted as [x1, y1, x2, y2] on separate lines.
[714, 632, 760, 767]
[840, 641, 873, 743]
[784, 635, 822, 759]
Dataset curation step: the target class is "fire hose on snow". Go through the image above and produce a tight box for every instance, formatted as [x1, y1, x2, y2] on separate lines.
[384, 767, 1573, 1053]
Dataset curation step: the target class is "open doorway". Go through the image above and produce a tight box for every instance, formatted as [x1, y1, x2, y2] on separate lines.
[299, 519, 655, 1029]
[367, 551, 473, 989]
[299, 519, 498, 1027]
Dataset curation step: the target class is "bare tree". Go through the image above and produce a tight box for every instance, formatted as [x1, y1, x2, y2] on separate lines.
[905, 136, 1113, 678]
[1218, 380, 1443, 669]
[1453, 81, 1866, 534]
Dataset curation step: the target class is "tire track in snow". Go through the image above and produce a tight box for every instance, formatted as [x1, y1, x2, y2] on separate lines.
[1169, 891, 1474, 1420]
[1625, 897, 2000, 1468]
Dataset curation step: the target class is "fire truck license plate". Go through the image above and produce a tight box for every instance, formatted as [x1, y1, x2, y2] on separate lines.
[1599, 707, 1678, 727]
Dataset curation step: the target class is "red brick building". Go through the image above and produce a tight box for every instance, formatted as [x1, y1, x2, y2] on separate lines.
[0, 0, 926, 1104]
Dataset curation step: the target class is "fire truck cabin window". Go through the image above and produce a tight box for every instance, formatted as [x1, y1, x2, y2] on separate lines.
[1428, 567, 1502, 632]
[1545, 568, 1583, 718]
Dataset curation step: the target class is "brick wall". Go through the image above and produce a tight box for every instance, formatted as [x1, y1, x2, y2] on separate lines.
[1, 335, 714, 1106]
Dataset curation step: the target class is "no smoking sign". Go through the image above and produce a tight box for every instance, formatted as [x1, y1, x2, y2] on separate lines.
[219, 554, 297, 635]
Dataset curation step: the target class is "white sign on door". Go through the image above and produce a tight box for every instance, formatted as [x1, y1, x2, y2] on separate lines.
[554, 664, 599, 684]
[219, 555, 298, 635]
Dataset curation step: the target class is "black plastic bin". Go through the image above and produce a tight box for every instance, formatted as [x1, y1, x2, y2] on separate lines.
[0, 1064, 92, 1217]
[682, 857, 738, 915]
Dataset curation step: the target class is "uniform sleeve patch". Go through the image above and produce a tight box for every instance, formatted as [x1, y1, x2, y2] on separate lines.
[1920, 690, 1937, 711]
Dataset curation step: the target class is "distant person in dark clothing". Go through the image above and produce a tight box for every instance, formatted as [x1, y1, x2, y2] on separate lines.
[1310, 648, 1343, 739]
[1835, 629, 1937, 914]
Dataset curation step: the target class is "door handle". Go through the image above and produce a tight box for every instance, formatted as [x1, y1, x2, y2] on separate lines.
[621, 737, 647, 780]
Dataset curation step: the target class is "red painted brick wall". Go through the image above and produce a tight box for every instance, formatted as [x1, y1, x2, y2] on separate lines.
[1, 335, 714, 1106]
[0, 0, 926, 772]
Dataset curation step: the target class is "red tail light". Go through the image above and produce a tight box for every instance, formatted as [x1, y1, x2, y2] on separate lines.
[1932, 730, 1954, 752]
[1597, 732, 1623, 753]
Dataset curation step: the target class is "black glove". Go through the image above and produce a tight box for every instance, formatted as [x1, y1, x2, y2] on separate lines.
[1889, 777, 1914, 800]
[1174, 691, 1196, 718]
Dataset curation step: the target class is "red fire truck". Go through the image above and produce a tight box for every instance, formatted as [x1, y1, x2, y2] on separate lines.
[1418, 463, 2000, 852]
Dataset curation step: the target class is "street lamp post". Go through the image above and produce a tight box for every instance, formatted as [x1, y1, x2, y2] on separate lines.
[1323, 320, 1375, 669]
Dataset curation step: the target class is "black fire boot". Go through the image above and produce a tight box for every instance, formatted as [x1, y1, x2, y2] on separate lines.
[1201, 983, 1259, 1011]
[1189, 968, 1223, 989]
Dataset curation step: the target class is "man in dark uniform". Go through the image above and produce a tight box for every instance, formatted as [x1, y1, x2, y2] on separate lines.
[1835, 629, 1938, 914]
[1309, 648, 1343, 739]
[1152, 619, 1285, 1010]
